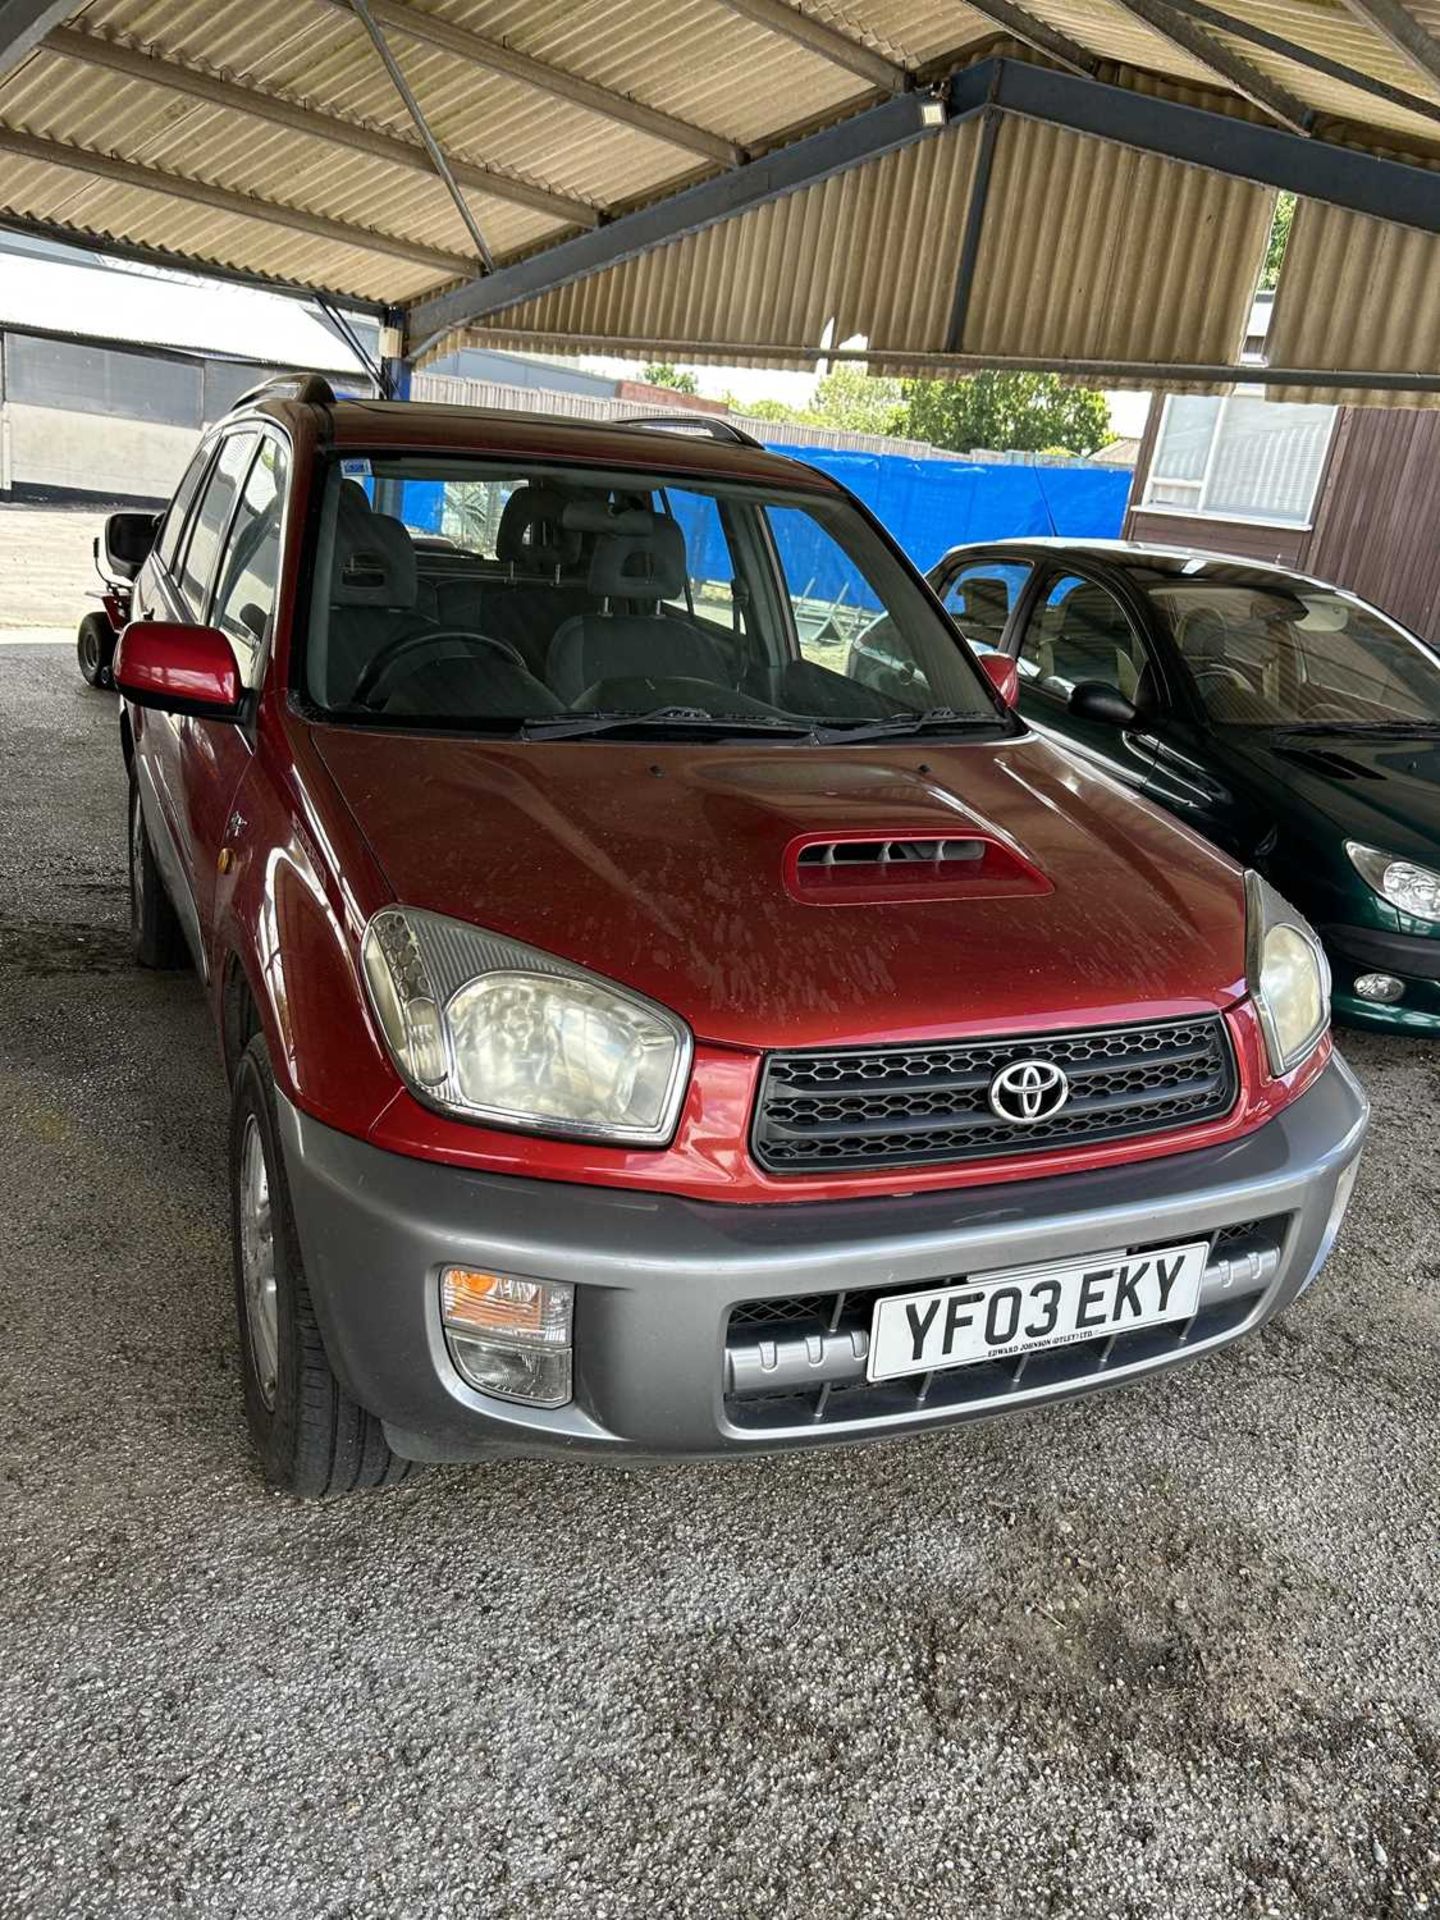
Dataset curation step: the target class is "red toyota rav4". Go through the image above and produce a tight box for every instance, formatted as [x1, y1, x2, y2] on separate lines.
[112, 376, 1367, 1497]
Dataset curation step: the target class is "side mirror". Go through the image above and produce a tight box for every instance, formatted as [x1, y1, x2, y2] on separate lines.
[978, 652, 1020, 709]
[1069, 679, 1138, 728]
[102, 510, 159, 581]
[115, 622, 246, 721]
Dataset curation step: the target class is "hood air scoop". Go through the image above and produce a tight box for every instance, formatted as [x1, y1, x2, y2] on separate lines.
[784, 831, 1051, 905]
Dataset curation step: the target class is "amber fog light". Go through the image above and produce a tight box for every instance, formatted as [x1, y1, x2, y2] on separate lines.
[440, 1267, 574, 1407]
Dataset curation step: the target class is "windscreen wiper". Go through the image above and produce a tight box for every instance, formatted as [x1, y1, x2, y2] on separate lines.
[806, 708, 998, 744]
[518, 706, 816, 741]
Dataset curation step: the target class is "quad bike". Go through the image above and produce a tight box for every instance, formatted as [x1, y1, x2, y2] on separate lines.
[76, 511, 157, 689]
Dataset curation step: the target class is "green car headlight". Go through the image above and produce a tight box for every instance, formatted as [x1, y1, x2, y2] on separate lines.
[362, 907, 692, 1144]
[1245, 871, 1331, 1078]
[1346, 842, 1440, 924]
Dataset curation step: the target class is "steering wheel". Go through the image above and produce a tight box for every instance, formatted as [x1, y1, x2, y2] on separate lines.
[1191, 662, 1254, 695]
[351, 628, 529, 708]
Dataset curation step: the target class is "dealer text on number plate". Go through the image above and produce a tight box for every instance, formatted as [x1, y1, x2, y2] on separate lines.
[867, 1241, 1210, 1382]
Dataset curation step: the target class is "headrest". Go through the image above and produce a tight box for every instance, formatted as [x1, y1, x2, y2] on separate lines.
[331, 489, 417, 609]
[1181, 608, 1228, 663]
[581, 508, 687, 603]
[561, 499, 655, 535]
[959, 578, 1009, 620]
[340, 477, 372, 513]
[496, 485, 582, 569]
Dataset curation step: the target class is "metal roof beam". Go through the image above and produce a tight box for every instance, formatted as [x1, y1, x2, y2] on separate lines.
[44, 27, 598, 229]
[312, 0, 744, 165]
[947, 0, 1096, 75]
[461, 328, 1440, 391]
[1334, 0, 1440, 92]
[406, 80, 962, 342]
[1160, 0, 1440, 130]
[348, 0, 493, 267]
[709, 0, 907, 92]
[0, 129, 477, 275]
[0, 0, 71, 78]
[1109, 0, 1314, 129]
[990, 58, 1440, 230]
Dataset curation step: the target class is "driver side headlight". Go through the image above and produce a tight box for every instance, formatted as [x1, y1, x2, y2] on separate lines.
[1245, 871, 1330, 1078]
[1346, 842, 1440, 923]
[361, 907, 692, 1144]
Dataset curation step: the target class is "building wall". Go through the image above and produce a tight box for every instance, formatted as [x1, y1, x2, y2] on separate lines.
[1124, 397, 1440, 643]
[1304, 408, 1440, 644]
[2, 402, 196, 498]
[0, 328, 354, 502]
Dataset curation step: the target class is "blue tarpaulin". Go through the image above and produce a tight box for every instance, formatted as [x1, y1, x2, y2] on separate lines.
[761, 444, 1132, 569]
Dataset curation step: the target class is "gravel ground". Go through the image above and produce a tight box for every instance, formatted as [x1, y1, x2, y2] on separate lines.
[2, 640, 1439, 1919]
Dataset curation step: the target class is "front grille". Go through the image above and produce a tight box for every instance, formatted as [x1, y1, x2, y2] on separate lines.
[751, 1015, 1237, 1174]
[724, 1215, 1291, 1431]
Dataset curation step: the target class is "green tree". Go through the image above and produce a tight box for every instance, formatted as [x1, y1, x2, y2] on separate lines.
[806, 366, 906, 435]
[1260, 191, 1295, 292]
[743, 397, 803, 422]
[641, 361, 699, 394]
[899, 371, 1110, 456]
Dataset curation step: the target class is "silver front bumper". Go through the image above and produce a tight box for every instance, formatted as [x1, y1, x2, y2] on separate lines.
[276, 1052, 1368, 1462]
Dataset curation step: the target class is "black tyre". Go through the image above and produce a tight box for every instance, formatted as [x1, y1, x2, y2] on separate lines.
[127, 773, 189, 970]
[230, 1033, 412, 1498]
[77, 611, 116, 689]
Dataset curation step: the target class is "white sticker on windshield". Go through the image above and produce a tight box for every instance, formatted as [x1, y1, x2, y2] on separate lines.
[340, 458, 372, 479]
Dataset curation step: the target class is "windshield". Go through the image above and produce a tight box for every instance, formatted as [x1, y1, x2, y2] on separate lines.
[1150, 580, 1440, 729]
[300, 455, 1000, 737]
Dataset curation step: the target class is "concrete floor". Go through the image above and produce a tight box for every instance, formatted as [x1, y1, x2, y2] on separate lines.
[2, 637, 1440, 1917]
[0, 503, 115, 636]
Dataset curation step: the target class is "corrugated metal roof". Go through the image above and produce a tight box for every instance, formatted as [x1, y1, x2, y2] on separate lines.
[466, 114, 984, 367]
[1265, 180, 1440, 403]
[0, 0, 1436, 394]
[959, 92, 1274, 378]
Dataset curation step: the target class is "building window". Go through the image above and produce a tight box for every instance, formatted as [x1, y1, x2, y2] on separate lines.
[1142, 394, 1336, 528]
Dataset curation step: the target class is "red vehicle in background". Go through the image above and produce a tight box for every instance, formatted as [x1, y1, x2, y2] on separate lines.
[109, 375, 1367, 1497]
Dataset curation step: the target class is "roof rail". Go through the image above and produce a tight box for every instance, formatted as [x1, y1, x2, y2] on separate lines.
[231, 371, 337, 412]
[615, 414, 763, 450]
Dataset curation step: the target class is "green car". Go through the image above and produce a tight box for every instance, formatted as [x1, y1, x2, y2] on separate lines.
[864, 539, 1440, 1034]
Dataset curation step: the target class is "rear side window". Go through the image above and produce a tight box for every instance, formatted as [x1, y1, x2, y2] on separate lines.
[211, 436, 290, 684]
[942, 562, 1031, 653]
[156, 444, 213, 572]
[178, 431, 257, 615]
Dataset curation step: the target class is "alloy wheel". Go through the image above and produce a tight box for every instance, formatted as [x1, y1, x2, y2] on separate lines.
[238, 1115, 280, 1410]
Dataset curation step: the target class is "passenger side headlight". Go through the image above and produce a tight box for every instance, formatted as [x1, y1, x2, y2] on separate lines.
[1245, 871, 1330, 1078]
[1346, 842, 1440, 923]
[361, 906, 692, 1144]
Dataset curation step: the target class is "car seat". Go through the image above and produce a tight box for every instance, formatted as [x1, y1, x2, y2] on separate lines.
[546, 503, 729, 705]
[432, 484, 591, 676]
[324, 486, 435, 705]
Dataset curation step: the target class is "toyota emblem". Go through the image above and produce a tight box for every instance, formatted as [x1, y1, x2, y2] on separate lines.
[988, 1057, 1070, 1124]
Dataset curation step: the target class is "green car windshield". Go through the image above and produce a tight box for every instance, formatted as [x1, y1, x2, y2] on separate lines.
[1149, 579, 1440, 730]
[301, 456, 1001, 737]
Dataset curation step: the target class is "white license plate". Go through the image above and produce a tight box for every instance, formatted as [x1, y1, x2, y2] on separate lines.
[867, 1241, 1209, 1382]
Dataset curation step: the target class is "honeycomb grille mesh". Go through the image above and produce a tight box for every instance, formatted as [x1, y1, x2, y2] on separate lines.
[752, 1017, 1237, 1174]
